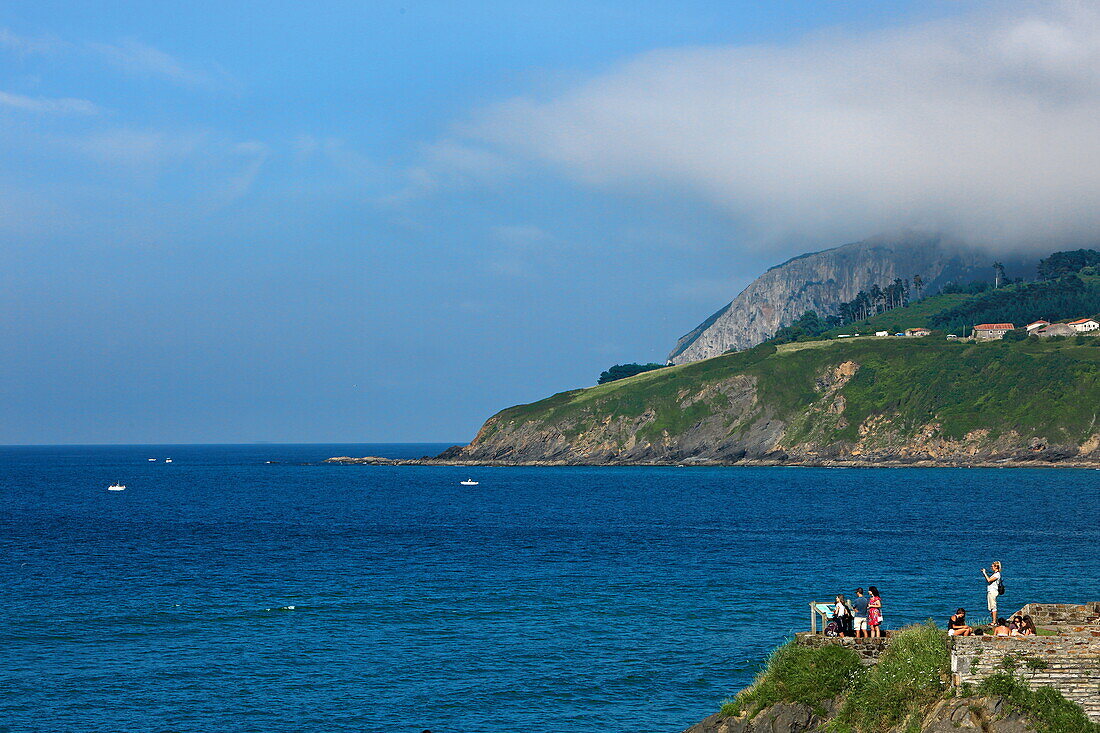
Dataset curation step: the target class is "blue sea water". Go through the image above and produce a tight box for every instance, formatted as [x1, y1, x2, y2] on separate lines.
[1, 444, 1098, 733]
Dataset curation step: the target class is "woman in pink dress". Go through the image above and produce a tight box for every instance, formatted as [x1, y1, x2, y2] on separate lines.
[867, 585, 883, 638]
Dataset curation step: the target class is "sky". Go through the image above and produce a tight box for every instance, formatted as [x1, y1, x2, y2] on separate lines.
[2, 0, 1097, 444]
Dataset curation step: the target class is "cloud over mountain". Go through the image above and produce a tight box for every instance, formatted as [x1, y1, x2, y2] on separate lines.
[454, 1, 1100, 251]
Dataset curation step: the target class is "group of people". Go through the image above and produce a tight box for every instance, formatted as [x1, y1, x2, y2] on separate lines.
[948, 609, 1037, 636]
[830, 586, 884, 638]
[825, 561, 1028, 638]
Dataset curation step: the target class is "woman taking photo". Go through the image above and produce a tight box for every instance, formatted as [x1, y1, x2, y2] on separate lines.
[982, 561, 1002, 625]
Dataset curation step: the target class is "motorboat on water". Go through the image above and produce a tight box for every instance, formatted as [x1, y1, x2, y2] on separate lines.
[148, 458, 156, 461]
[460, 479, 479, 486]
[108, 482, 126, 491]
[165, 458, 173, 463]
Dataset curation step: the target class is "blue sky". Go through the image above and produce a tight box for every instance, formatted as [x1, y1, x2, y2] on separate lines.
[5, 0, 1093, 444]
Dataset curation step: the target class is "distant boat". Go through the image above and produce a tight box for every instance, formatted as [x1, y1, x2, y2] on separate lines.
[108, 482, 126, 491]
[165, 458, 173, 463]
[148, 458, 156, 461]
[460, 479, 479, 486]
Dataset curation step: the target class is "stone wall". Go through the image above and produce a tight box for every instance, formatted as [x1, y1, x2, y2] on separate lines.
[950, 634, 1100, 722]
[794, 632, 890, 663]
[1014, 601, 1100, 627]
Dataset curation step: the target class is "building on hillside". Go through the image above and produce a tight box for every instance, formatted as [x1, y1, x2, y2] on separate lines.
[946, 334, 959, 340]
[1037, 323, 1076, 338]
[905, 327, 931, 337]
[875, 330, 889, 337]
[1067, 318, 1100, 333]
[972, 323, 1014, 340]
[1026, 320, 1050, 332]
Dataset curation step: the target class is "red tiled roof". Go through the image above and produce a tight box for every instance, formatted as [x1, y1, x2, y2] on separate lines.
[974, 323, 1014, 330]
[1067, 318, 1097, 325]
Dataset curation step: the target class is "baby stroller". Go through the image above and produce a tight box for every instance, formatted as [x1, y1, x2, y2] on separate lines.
[824, 612, 851, 637]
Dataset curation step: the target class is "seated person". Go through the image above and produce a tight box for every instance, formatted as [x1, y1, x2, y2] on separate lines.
[1018, 614, 1037, 636]
[947, 608, 971, 636]
[1009, 614, 1024, 635]
[994, 617, 1012, 636]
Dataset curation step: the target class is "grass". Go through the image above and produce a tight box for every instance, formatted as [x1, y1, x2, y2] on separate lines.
[977, 674, 1100, 733]
[715, 626, 1097, 733]
[723, 641, 864, 718]
[828, 623, 951, 733]
[820, 292, 977, 338]
[480, 335, 1100, 453]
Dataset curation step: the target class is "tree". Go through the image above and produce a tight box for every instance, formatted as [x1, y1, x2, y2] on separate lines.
[1038, 249, 1100, 279]
[913, 274, 924, 299]
[597, 363, 665, 384]
[993, 262, 1006, 289]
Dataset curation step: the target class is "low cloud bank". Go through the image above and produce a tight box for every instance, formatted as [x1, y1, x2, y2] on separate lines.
[456, 1, 1100, 252]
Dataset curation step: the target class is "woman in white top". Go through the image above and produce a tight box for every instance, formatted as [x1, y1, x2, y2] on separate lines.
[982, 561, 1002, 624]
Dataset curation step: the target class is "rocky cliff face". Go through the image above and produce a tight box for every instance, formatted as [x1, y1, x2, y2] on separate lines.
[668, 233, 1025, 364]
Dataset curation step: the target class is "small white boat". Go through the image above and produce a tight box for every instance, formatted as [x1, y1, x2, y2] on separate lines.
[148, 458, 156, 461]
[460, 479, 479, 486]
[165, 458, 173, 463]
[108, 483, 126, 491]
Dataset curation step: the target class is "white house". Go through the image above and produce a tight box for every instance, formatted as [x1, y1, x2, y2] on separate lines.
[1067, 318, 1099, 333]
[875, 330, 889, 337]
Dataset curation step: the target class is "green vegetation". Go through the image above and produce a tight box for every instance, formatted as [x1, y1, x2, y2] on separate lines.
[977, 674, 1099, 733]
[485, 336, 1100, 452]
[725, 642, 863, 718]
[596, 362, 666, 385]
[927, 275, 1100, 335]
[830, 623, 950, 733]
[819, 292, 976, 338]
[1038, 249, 1100, 280]
[718, 627, 1096, 733]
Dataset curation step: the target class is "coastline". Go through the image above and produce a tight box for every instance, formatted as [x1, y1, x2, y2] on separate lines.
[324, 455, 1100, 468]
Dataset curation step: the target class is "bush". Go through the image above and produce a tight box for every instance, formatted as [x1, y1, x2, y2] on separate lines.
[977, 674, 1098, 733]
[596, 363, 665, 384]
[728, 642, 864, 718]
[830, 623, 950, 732]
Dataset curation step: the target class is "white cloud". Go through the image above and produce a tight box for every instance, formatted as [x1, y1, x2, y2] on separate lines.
[89, 39, 223, 87]
[0, 28, 64, 55]
[446, 0, 1100, 250]
[0, 90, 98, 115]
[67, 128, 204, 168]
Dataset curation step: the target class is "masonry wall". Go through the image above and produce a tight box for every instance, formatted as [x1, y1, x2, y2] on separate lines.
[794, 632, 890, 663]
[951, 634, 1100, 722]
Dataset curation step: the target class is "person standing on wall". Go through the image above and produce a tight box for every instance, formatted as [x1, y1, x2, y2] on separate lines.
[982, 561, 1003, 625]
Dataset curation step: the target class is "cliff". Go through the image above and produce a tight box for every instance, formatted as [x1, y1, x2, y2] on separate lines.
[668, 233, 1027, 364]
[444, 337, 1100, 466]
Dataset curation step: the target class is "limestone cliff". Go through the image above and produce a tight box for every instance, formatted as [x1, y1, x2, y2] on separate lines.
[668, 233, 1027, 364]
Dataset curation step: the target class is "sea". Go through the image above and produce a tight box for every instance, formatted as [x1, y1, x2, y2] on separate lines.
[2, 444, 1098, 733]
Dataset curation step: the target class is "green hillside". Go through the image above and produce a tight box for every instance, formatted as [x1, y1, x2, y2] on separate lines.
[814, 274, 1100, 339]
[820, 292, 977, 337]
[464, 336, 1100, 464]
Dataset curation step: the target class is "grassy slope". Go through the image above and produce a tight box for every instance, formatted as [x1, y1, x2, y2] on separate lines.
[820, 274, 1100, 339]
[820, 292, 977, 337]
[484, 338, 1100, 447]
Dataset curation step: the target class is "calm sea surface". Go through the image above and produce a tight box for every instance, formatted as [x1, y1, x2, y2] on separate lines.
[2, 444, 1098, 733]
